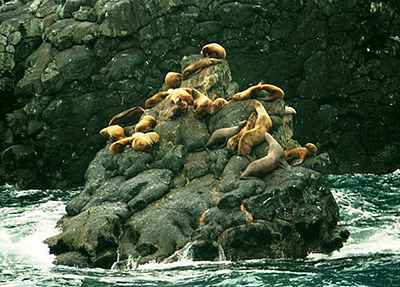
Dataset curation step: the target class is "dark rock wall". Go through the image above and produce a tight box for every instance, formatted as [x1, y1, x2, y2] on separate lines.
[1, 0, 399, 188]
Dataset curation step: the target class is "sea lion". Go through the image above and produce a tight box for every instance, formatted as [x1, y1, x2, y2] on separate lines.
[240, 132, 284, 178]
[285, 143, 317, 165]
[227, 112, 257, 153]
[238, 100, 273, 156]
[145, 91, 170, 108]
[135, 115, 157, 133]
[232, 82, 284, 101]
[165, 72, 182, 89]
[166, 88, 194, 119]
[108, 106, 145, 126]
[182, 57, 223, 79]
[99, 125, 125, 141]
[192, 89, 212, 119]
[206, 120, 247, 149]
[166, 98, 189, 119]
[170, 88, 194, 106]
[109, 135, 134, 154]
[200, 43, 226, 59]
[131, 132, 160, 151]
[208, 98, 229, 115]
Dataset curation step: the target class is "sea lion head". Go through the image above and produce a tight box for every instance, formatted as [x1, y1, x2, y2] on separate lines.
[165, 72, 182, 89]
[253, 99, 262, 108]
[226, 137, 238, 153]
[305, 143, 317, 157]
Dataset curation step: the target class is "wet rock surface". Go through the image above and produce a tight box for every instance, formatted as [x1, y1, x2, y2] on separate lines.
[44, 52, 348, 269]
[1, 0, 399, 188]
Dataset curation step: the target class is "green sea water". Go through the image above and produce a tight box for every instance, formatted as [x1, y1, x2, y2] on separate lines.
[1, 172, 399, 286]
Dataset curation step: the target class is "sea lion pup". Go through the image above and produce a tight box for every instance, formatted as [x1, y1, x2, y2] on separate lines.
[206, 120, 247, 149]
[192, 89, 213, 119]
[109, 135, 135, 154]
[240, 132, 284, 178]
[182, 57, 223, 79]
[145, 91, 170, 108]
[165, 72, 182, 89]
[285, 143, 318, 166]
[232, 81, 284, 101]
[238, 100, 273, 156]
[166, 88, 194, 119]
[170, 88, 194, 106]
[166, 98, 189, 119]
[99, 125, 125, 141]
[208, 98, 229, 115]
[227, 112, 257, 153]
[200, 43, 226, 59]
[135, 115, 157, 133]
[108, 106, 145, 126]
[131, 132, 160, 151]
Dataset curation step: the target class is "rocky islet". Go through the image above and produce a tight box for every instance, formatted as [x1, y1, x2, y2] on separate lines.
[43, 43, 349, 269]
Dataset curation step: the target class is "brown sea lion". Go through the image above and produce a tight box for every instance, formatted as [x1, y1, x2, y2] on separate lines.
[109, 135, 134, 154]
[135, 115, 157, 133]
[166, 98, 189, 119]
[165, 72, 182, 89]
[192, 89, 212, 119]
[170, 88, 194, 106]
[131, 132, 160, 151]
[208, 98, 229, 115]
[182, 57, 222, 79]
[227, 112, 257, 153]
[108, 106, 145, 126]
[166, 88, 194, 119]
[238, 100, 273, 156]
[285, 143, 317, 165]
[240, 132, 284, 178]
[99, 125, 125, 141]
[232, 82, 284, 101]
[145, 91, 170, 108]
[206, 120, 247, 149]
[200, 43, 226, 59]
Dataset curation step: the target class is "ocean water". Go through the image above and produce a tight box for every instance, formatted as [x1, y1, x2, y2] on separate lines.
[1, 172, 399, 286]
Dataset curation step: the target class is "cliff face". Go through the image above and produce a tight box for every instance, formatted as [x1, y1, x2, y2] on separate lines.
[1, 0, 399, 188]
[44, 55, 349, 269]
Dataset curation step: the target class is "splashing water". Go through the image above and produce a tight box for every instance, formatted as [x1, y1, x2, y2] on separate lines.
[0, 172, 399, 286]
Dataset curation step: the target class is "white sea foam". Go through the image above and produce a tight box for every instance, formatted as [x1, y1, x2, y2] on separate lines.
[0, 200, 65, 270]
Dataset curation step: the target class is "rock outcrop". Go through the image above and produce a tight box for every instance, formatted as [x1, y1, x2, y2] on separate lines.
[1, 0, 399, 188]
[44, 54, 348, 269]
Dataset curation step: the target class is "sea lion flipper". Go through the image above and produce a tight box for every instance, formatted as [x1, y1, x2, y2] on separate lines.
[108, 106, 145, 126]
